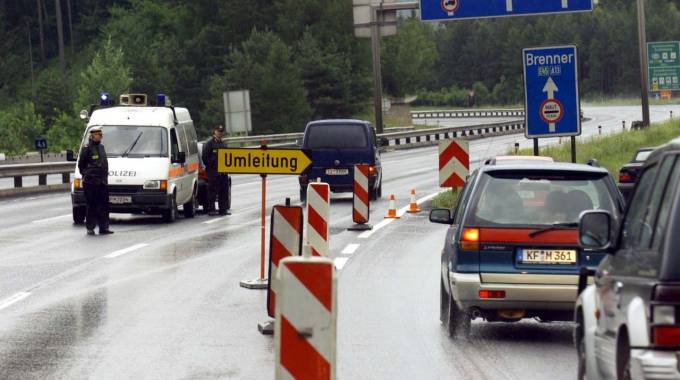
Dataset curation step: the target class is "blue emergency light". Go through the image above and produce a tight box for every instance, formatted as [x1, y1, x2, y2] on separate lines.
[100, 92, 111, 106]
[156, 93, 166, 106]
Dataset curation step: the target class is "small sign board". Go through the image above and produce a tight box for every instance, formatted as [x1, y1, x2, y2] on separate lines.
[217, 148, 312, 175]
[420, 0, 593, 22]
[523, 45, 581, 138]
[439, 139, 469, 188]
[223, 90, 252, 135]
[34, 137, 47, 150]
[648, 41, 680, 91]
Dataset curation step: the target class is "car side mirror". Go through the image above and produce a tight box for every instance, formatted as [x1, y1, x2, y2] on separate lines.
[579, 210, 613, 251]
[429, 208, 452, 224]
[66, 149, 76, 162]
[173, 151, 186, 164]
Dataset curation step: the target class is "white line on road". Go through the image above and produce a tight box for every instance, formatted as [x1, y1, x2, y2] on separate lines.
[0, 292, 31, 311]
[341, 243, 360, 255]
[105, 243, 148, 259]
[358, 190, 446, 239]
[203, 217, 227, 224]
[31, 214, 71, 224]
[334, 257, 349, 270]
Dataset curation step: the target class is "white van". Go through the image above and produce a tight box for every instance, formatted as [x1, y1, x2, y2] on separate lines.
[69, 94, 199, 223]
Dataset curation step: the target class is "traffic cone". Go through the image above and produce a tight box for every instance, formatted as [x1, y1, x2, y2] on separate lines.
[406, 189, 421, 213]
[384, 194, 401, 219]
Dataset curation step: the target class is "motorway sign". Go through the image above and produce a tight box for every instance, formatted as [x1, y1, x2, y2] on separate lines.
[34, 137, 47, 150]
[217, 147, 312, 175]
[523, 45, 581, 138]
[648, 41, 680, 91]
[420, 0, 593, 22]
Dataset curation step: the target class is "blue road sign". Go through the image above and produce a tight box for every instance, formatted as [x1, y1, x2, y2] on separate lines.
[34, 137, 47, 150]
[420, 0, 592, 22]
[523, 45, 580, 139]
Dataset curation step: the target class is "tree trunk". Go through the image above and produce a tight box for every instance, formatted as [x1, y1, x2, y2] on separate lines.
[66, 0, 74, 55]
[55, 0, 66, 76]
[27, 21, 35, 98]
[37, 0, 46, 63]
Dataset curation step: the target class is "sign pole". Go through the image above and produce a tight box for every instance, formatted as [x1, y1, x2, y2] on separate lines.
[637, 0, 651, 128]
[371, 5, 384, 134]
[570, 136, 577, 163]
[261, 172, 266, 280]
[533, 139, 539, 156]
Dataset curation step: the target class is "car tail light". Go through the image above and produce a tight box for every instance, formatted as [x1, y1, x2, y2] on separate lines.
[369, 165, 377, 175]
[651, 285, 680, 347]
[619, 170, 633, 183]
[479, 290, 506, 299]
[74, 178, 81, 190]
[460, 228, 480, 251]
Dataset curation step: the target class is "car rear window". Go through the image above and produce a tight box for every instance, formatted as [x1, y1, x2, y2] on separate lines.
[305, 124, 368, 149]
[635, 150, 652, 162]
[466, 170, 617, 227]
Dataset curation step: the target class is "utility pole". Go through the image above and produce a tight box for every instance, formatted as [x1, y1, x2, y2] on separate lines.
[637, 0, 651, 127]
[370, 6, 385, 134]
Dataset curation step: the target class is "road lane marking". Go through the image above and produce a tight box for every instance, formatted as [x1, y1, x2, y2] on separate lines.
[0, 292, 31, 311]
[341, 244, 360, 255]
[358, 190, 446, 239]
[334, 257, 349, 270]
[32, 214, 71, 224]
[203, 217, 227, 224]
[105, 243, 148, 259]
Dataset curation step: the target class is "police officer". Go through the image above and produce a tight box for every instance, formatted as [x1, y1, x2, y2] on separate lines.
[202, 125, 230, 216]
[78, 126, 113, 235]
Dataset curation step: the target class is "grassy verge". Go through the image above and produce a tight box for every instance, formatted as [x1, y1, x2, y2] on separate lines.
[512, 119, 680, 177]
[582, 96, 680, 106]
[431, 188, 460, 210]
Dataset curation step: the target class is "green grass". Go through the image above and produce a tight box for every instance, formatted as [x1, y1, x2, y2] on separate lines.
[582, 96, 680, 106]
[511, 119, 680, 178]
[431, 188, 460, 210]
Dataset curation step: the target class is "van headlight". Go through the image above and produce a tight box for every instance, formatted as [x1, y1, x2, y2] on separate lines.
[144, 180, 167, 190]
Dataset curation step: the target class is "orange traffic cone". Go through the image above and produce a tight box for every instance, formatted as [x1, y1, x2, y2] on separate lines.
[406, 189, 421, 213]
[384, 194, 401, 219]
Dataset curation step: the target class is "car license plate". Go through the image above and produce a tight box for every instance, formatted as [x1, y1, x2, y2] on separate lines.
[109, 195, 132, 204]
[518, 249, 577, 265]
[325, 168, 349, 176]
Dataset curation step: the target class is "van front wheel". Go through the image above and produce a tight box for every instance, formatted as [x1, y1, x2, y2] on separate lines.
[163, 193, 177, 223]
[183, 191, 196, 218]
[73, 206, 86, 224]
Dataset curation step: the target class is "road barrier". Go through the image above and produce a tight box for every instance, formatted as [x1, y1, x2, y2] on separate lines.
[306, 182, 330, 257]
[1, 119, 526, 197]
[275, 256, 337, 380]
[348, 164, 371, 231]
[411, 108, 524, 119]
[439, 139, 470, 188]
[266, 204, 304, 320]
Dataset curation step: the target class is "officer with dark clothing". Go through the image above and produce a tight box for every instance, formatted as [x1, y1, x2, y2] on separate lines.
[78, 126, 113, 235]
[202, 125, 230, 216]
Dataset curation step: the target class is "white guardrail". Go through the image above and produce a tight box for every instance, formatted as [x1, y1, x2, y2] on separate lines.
[411, 108, 525, 119]
[0, 116, 525, 197]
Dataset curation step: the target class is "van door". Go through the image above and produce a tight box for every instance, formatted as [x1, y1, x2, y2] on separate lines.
[175, 124, 191, 204]
[169, 128, 185, 203]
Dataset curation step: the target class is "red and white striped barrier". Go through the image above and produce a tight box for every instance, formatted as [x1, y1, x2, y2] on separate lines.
[348, 164, 372, 231]
[439, 139, 469, 188]
[275, 256, 337, 380]
[306, 182, 330, 257]
[267, 204, 303, 319]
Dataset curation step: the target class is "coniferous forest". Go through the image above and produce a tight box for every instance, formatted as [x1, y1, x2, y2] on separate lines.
[1, 0, 680, 154]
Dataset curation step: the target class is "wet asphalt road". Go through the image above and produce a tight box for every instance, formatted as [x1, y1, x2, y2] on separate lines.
[0, 105, 675, 379]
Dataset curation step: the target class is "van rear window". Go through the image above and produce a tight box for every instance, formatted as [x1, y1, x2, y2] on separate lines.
[306, 124, 368, 149]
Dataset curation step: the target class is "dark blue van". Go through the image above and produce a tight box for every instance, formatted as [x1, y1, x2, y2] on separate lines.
[298, 119, 383, 202]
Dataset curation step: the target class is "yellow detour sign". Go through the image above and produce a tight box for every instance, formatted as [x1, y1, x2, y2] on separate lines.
[217, 148, 312, 175]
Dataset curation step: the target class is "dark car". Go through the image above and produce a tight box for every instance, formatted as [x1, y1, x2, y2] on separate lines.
[298, 119, 383, 202]
[197, 141, 230, 212]
[618, 147, 655, 202]
[575, 138, 680, 379]
[429, 159, 624, 338]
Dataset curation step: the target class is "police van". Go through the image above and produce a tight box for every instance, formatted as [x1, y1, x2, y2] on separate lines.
[69, 93, 200, 223]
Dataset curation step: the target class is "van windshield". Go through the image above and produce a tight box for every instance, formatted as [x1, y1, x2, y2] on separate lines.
[306, 124, 368, 149]
[90, 126, 167, 158]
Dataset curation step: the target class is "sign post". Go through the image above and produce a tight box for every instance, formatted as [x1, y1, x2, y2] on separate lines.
[523, 45, 581, 161]
[218, 145, 312, 290]
[420, 0, 593, 21]
[34, 137, 47, 163]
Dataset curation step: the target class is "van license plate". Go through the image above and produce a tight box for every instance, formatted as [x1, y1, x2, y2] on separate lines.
[325, 169, 348, 176]
[519, 249, 577, 265]
[109, 196, 132, 204]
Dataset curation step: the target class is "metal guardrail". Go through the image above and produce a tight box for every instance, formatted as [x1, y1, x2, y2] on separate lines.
[0, 120, 525, 197]
[411, 108, 525, 119]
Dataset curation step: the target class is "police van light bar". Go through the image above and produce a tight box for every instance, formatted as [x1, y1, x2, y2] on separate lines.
[119, 94, 148, 106]
[100, 92, 111, 106]
[156, 93, 171, 106]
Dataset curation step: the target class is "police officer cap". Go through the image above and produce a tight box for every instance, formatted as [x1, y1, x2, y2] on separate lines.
[89, 126, 103, 133]
[214, 125, 225, 133]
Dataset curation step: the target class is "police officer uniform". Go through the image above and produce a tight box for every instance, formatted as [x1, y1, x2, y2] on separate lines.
[202, 126, 230, 216]
[78, 126, 113, 235]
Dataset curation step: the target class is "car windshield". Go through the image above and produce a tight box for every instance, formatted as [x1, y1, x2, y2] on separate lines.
[91, 126, 167, 158]
[635, 149, 653, 162]
[305, 124, 368, 149]
[466, 171, 617, 227]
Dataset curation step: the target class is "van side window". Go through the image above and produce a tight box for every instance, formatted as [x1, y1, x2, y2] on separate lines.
[170, 129, 179, 158]
[621, 164, 658, 250]
[186, 124, 198, 155]
[176, 125, 188, 153]
[652, 156, 680, 250]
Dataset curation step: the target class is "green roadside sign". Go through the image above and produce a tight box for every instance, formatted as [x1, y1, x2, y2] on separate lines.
[648, 41, 680, 91]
